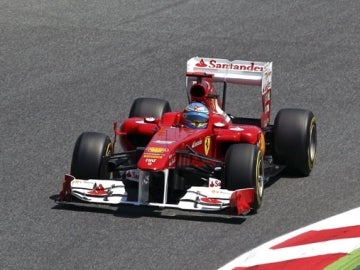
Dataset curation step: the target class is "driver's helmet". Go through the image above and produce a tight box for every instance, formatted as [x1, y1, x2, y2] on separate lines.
[183, 102, 209, 129]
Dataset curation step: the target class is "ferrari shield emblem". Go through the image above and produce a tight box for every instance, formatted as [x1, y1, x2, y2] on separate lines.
[204, 136, 211, 155]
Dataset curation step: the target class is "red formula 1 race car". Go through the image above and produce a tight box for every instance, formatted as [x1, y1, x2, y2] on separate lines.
[57, 57, 317, 215]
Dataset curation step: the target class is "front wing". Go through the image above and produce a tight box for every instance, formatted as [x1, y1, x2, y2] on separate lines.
[58, 174, 255, 215]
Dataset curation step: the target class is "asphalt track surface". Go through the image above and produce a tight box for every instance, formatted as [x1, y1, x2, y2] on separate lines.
[1, 1, 359, 269]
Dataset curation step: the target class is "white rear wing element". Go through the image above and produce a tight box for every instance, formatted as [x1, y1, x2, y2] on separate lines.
[187, 57, 272, 87]
[187, 57, 273, 128]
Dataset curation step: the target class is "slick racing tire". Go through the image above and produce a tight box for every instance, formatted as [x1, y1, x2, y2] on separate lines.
[273, 108, 317, 176]
[70, 132, 112, 179]
[224, 144, 264, 213]
[129, 97, 171, 118]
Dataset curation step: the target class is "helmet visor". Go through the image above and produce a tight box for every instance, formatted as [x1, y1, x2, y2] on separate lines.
[184, 111, 208, 128]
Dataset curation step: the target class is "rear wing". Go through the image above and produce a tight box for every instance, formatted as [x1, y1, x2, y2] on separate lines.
[187, 57, 272, 87]
[186, 57, 273, 127]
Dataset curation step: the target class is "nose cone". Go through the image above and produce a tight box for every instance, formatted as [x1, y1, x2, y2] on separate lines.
[137, 126, 209, 171]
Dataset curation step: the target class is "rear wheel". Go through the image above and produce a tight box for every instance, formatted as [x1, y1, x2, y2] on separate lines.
[70, 132, 112, 179]
[273, 109, 317, 176]
[129, 97, 171, 118]
[127, 97, 171, 148]
[224, 144, 264, 212]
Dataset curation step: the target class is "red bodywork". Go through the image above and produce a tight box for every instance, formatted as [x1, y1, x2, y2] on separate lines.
[115, 76, 265, 172]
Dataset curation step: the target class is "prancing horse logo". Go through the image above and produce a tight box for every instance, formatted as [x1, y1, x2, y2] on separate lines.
[204, 136, 211, 155]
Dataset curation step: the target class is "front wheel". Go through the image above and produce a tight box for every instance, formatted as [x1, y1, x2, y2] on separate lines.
[223, 144, 264, 213]
[70, 132, 112, 179]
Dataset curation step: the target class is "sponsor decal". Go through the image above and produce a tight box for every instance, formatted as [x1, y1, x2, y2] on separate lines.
[146, 147, 168, 153]
[204, 136, 211, 155]
[210, 188, 232, 195]
[192, 139, 202, 148]
[143, 154, 163, 159]
[195, 59, 207, 67]
[153, 140, 175, 144]
[145, 158, 157, 165]
[72, 180, 82, 184]
[209, 178, 221, 188]
[87, 183, 107, 196]
[195, 59, 264, 72]
[200, 198, 222, 205]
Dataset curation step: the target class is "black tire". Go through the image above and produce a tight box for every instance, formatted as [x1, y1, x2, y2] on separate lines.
[224, 144, 264, 212]
[70, 132, 112, 179]
[273, 108, 317, 176]
[129, 97, 171, 118]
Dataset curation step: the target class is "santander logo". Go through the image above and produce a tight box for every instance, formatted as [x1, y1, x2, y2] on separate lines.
[195, 59, 263, 72]
[195, 59, 207, 67]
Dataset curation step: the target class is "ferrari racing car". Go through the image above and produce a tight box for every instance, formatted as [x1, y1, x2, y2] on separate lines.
[57, 57, 317, 215]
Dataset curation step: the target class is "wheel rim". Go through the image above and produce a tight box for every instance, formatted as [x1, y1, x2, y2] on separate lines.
[309, 120, 317, 163]
[256, 153, 265, 198]
[105, 142, 112, 157]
